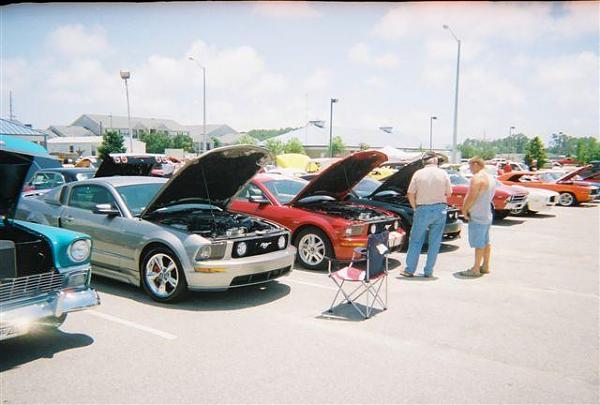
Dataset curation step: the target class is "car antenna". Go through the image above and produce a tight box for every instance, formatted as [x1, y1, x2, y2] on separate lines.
[200, 164, 217, 235]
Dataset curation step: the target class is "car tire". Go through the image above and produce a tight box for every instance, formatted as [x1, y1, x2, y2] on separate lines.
[558, 192, 576, 207]
[141, 246, 188, 303]
[493, 209, 509, 221]
[294, 227, 333, 271]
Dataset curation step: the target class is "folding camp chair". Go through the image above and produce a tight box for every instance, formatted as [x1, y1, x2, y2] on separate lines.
[326, 231, 390, 319]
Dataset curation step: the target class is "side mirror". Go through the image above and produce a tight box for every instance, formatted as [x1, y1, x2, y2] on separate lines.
[93, 203, 120, 216]
[248, 195, 270, 204]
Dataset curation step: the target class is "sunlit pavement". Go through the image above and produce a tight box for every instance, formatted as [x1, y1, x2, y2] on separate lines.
[1, 205, 598, 404]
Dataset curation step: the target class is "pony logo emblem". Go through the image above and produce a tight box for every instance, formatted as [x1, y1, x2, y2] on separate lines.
[260, 242, 272, 250]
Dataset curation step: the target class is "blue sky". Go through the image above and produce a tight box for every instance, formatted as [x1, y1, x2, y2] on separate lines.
[1, 2, 598, 148]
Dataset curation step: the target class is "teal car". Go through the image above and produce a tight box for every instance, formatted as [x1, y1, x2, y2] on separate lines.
[0, 137, 99, 341]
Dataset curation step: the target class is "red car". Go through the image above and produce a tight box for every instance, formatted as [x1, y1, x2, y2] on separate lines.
[229, 151, 405, 270]
[446, 171, 528, 220]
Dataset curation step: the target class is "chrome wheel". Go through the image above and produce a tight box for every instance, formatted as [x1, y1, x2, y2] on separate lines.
[558, 192, 575, 207]
[145, 253, 179, 299]
[298, 234, 326, 267]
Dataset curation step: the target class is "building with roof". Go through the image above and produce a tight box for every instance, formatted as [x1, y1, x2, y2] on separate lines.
[47, 125, 96, 138]
[0, 118, 49, 146]
[270, 121, 427, 158]
[71, 114, 190, 140]
[46, 136, 145, 158]
[182, 124, 239, 149]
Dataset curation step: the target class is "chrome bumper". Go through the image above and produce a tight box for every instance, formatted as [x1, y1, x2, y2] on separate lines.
[187, 246, 296, 291]
[0, 288, 100, 341]
[443, 221, 462, 238]
[505, 200, 526, 210]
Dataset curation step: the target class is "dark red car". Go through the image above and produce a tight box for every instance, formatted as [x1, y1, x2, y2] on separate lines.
[229, 151, 405, 270]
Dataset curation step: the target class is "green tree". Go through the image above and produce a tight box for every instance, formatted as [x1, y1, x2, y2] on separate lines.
[97, 130, 126, 158]
[284, 137, 305, 154]
[331, 136, 346, 157]
[171, 134, 194, 152]
[236, 134, 258, 146]
[576, 138, 590, 164]
[524, 136, 548, 169]
[264, 138, 285, 155]
[359, 142, 370, 151]
[211, 136, 222, 148]
[140, 130, 171, 154]
[247, 127, 300, 141]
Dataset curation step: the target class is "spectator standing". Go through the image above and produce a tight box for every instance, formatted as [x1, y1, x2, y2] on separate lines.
[503, 162, 512, 173]
[400, 155, 452, 278]
[460, 157, 496, 277]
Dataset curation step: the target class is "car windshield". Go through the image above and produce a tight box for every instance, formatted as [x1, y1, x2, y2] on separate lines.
[353, 178, 382, 197]
[262, 179, 307, 204]
[116, 183, 165, 216]
[449, 174, 469, 185]
[537, 173, 559, 182]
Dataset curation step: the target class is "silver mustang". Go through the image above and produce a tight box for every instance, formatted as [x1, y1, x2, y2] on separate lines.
[17, 146, 296, 302]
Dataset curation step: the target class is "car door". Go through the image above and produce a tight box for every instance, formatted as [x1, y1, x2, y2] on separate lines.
[61, 184, 130, 273]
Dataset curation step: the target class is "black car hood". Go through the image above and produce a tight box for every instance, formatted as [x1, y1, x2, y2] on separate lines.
[141, 145, 271, 217]
[94, 154, 162, 177]
[290, 150, 387, 204]
[0, 150, 34, 222]
[370, 151, 440, 197]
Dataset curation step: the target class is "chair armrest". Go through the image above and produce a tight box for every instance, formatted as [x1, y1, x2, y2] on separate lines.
[324, 256, 367, 264]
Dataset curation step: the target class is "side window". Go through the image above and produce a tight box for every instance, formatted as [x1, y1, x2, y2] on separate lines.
[69, 185, 117, 212]
[235, 183, 265, 200]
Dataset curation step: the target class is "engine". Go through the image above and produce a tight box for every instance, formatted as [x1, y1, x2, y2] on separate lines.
[153, 209, 276, 239]
[300, 200, 388, 222]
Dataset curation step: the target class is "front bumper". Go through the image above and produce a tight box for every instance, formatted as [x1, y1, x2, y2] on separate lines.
[187, 246, 296, 291]
[443, 220, 462, 239]
[0, 288, 100, 341]
[505, 200, 527, 210]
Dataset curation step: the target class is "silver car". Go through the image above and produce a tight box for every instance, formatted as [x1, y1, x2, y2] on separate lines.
[17, 146, 296, 303]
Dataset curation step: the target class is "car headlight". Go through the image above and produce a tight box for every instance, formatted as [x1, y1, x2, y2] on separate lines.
[236, 242, 248, 257]
[195, 242, 226, 261]
[68, 239, 91, 262]
[393, 220, 399, 230]
[345, 224, 365, 236]
[277, 235, 286, 249]
[196, 245, 211, 260]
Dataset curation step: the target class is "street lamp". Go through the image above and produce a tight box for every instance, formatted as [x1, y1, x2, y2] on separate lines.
[443, 24, 461, 163]
[188, 56, 207, 153]
[329, 98, 338, 157]
[119, 70, 133, 152]
[509, 126, 516, 160]
[429, 116, 437, 150]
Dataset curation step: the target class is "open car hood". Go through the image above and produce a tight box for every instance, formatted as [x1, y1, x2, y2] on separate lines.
[370, 151, 439, 197]
[555, 165, 591, 183]
[94, 154, 167, 177]
[0, 148, 34, 222]
[290, 150, 387, 204]
[141, 145, 271, 217]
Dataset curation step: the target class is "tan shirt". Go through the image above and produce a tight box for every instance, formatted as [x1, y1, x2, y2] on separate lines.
[407, 165, 452, 205]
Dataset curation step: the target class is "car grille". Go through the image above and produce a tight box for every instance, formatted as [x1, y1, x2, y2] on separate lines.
[0, 271, 64, 304]
[549, 196, 557, 204]
[232, 234, 288, 259]
[229, 266, 291, 287]
[446, 208, 459, 223]
[367, 219, 397, 234]
[590, 188, 599, 196]
[509, 194, 528, 204]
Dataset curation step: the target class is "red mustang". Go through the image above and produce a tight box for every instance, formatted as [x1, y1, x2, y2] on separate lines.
[229, 151, 405, 269]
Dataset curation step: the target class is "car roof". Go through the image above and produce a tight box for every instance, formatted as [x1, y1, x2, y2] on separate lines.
[38, 167, 95, 174]
[76, 176, 168, 187]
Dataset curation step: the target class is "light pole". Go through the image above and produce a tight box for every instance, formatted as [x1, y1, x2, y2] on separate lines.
[329, 98, 338, 157]
[429, 116, 437, 150]
[509, 125, 515, 160]
[188, 56, 207, 153]
[119, 70, 133, 152]
[443, 24, 461, 163]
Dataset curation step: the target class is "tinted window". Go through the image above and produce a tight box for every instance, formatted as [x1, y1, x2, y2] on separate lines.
[31, 172, 65, 190]
[116, 183, 164, 216]
[235, 183, 266, 200]
[70, 185, 117, 211]
[353, 178, 381, 197]
[262, 179, 307, 204]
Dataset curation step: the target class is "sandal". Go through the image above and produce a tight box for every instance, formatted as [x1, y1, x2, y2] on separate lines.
[480, 266, 490, 274]
[459, 269, 482, 277]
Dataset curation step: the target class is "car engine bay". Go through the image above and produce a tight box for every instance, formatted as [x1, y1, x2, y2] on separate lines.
[299, 200, 389, 222]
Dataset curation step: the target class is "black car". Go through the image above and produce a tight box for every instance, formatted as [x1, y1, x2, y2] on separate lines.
[302, 153, 462, 249]
[23, 167, 96, 194]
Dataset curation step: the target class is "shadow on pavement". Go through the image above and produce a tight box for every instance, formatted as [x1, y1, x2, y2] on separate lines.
[452, 271, 486, 280]
[522, 213, 557, 219]
[91, 275, 291, 312]
[0, 329, 94, 372]
[492, 218, 526, 226]
[317, 303, 385, 322]
[396, 274, 439, 281]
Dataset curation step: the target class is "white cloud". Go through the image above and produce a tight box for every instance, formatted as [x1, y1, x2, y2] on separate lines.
[46, 24, 111, 57]
[348, 42, 399, 69]
[253, 1, 321, 19]
[303, 68, 331, 92]
[365, 76, 386, 88]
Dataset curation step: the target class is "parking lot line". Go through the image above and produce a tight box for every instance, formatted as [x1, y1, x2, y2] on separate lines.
[85, 310, 177, 340]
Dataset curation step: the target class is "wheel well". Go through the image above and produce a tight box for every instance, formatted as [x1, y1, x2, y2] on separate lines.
[292, 224, 328, 245]
[139, 242, 175, 270]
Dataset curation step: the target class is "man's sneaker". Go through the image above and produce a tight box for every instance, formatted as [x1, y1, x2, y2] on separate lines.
[400, 271, 414, 278]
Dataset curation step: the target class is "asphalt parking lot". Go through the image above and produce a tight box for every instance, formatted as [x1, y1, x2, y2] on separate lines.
[1, 205, 598, 404]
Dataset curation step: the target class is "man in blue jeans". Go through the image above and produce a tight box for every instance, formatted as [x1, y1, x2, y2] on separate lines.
[400, 155, 452, 278]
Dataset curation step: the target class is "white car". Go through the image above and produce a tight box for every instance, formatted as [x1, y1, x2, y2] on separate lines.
[509, 187, 559, 215]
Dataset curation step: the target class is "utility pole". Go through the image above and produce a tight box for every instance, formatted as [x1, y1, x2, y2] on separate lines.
[9, 91, 15, 121]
